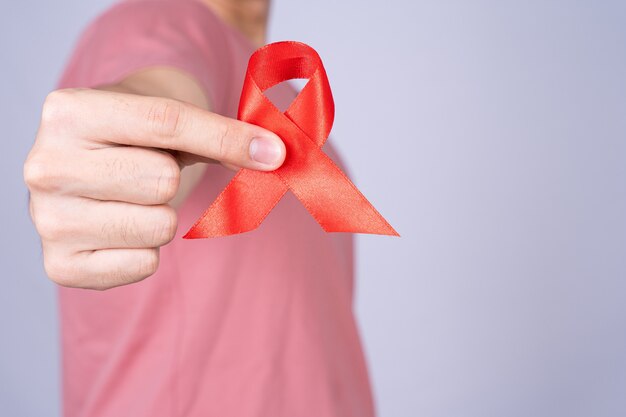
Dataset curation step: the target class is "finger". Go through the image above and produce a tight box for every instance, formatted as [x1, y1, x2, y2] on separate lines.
[34, 146, 181, 204]
[43, 89, 286, 170]
[33, 197, 177, 250]
[43, 245, 160, 290]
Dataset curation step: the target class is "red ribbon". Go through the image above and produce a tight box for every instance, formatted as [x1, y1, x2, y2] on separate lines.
[184, 41, 398, 239]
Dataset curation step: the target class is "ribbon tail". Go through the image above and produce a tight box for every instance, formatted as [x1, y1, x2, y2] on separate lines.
[183, 169, 287, 238]
[278, 149, 399, 236]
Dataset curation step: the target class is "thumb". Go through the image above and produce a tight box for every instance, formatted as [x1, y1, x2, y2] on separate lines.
[159, 102, 286, 171]
[187, 111, 286, 170]
[174, 114, 286, 171]
[62, 90, 287, 171]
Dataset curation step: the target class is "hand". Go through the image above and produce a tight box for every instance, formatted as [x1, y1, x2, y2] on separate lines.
[24, 88, 285, 290]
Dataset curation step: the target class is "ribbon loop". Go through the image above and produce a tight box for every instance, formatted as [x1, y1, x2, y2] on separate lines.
[184, 41, 397, 239]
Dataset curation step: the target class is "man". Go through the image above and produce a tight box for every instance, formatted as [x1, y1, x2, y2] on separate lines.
[24, 0, 375, 416]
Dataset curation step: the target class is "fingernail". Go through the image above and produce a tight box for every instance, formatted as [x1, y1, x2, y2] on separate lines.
[249, 136, 283, 168]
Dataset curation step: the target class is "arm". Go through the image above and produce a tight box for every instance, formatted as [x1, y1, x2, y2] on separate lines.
[24, 68, 286, 291]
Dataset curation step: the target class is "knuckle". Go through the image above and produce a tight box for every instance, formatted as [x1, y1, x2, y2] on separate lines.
[214, 121, 233, 159]
[147, 98, 186, 139]
[154, 155, 181, 203]
[23, 153, 61, 193]
[41, 89, 79, 127]
[35, 210, 65, 242]
[41, 91, 62, 125]
[151, 206, 178, 245]
[43, 253, 77, 287]
[23, 154, 45, 190]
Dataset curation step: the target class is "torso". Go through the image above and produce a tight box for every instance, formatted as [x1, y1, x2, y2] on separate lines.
[57, 1, 375, 416]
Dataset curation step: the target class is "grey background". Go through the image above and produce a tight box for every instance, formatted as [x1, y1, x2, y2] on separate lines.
[2, 1, 626, 416]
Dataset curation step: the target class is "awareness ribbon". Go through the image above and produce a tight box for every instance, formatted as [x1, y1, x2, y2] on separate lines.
[184, 41, 398, 238]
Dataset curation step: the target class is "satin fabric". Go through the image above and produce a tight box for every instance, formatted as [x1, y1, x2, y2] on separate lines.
[185, 41, 398, 238]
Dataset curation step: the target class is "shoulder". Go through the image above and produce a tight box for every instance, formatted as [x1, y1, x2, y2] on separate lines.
[91, 0, 222, 28]
[58, 0, 236, 109]
[84, 0, 229, 52]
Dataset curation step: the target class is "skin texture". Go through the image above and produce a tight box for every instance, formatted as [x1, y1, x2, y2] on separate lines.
[23, 0, 277, 290]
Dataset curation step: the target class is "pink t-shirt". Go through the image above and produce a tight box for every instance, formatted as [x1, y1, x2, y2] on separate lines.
[56, 1, 375, 416]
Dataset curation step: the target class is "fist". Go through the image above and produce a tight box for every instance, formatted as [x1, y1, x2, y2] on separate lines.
[24, 89, 285, 290]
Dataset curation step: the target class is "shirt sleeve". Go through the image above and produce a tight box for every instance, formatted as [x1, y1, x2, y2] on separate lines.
[57, 0, 233, 112]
